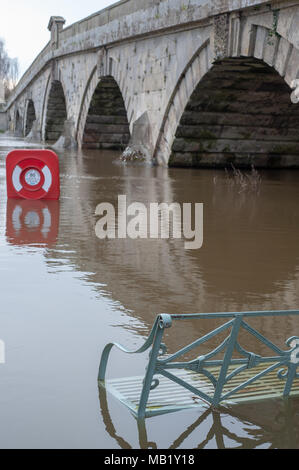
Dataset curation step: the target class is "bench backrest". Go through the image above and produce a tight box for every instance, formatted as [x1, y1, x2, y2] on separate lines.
[99, 310, 299, 418]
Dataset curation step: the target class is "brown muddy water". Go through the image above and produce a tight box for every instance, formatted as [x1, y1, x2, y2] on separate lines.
[0, 135, 299, 449]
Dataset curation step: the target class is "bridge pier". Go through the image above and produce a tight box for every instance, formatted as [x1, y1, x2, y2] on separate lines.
[122, 112, 153, 162]
[25, 120, 42, 143]
[52, 119, 77, 150]
[291, 80, 299, 104]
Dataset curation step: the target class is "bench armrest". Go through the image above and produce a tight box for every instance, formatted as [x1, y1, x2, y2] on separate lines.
[98, 316, 163, 381]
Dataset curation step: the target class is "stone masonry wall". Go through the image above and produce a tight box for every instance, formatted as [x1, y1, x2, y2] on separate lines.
[170, 57, 299, 168]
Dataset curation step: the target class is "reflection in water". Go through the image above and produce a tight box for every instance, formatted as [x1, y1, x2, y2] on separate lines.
[47, 149, 299, 448]
[48, 149, 299, 354]
[1, 137, 299, 449]
[99, 386, 299, 449]
[58, 150, 299, 315]
[6, 199, 60, 247]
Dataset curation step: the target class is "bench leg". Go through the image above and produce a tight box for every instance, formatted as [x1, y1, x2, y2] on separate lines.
[283, 363, 297, 398]
[212, 315, 243, 406]
[137, 325, 165, 419]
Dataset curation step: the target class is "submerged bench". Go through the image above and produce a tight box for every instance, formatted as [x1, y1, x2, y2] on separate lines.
[98, 311, 299, 419]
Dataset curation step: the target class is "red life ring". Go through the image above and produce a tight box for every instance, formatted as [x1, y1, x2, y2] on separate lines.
[11, 158, 52, 200]
[6, 150, 60, 200]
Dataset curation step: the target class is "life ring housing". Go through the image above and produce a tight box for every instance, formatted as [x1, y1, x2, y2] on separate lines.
[6, 149, 60, 200]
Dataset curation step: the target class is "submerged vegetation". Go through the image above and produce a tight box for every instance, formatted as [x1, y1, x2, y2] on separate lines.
[213, 163, 262, 193]
[225, 164, 262, 193]
[121, 146, 146, 162]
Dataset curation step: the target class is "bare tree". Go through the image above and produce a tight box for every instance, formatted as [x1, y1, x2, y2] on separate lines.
[0, 38, 19, 99]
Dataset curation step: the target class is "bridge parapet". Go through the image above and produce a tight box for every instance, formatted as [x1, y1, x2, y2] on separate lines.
[5, 42, 52, 110]
[48, 16, 66, 49]
[5, 0, 280, 111]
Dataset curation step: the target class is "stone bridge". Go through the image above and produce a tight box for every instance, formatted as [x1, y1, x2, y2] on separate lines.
[2, 0, 299, 168]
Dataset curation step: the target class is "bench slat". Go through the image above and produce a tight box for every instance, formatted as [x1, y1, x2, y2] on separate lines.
[100, 363, 299, 417]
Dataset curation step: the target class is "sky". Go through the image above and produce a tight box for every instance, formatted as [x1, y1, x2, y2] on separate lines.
[0, 0, 119, 79]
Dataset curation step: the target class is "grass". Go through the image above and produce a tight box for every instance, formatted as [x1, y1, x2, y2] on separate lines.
[223, 163, 262, 193]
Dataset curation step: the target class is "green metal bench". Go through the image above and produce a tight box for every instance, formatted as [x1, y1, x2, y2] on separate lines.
[98, 311, 299, 419]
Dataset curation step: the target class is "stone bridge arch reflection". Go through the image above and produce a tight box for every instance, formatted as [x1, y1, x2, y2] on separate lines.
[43, 149, 206, 326]
[39, 147, 299, 361]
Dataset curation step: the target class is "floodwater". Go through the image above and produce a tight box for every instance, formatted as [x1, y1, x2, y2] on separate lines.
[0, 135, 299, 449]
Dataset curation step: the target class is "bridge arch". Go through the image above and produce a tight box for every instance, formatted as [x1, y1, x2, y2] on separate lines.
[24, 99, 36, 136]
[14, 109, 23, 136]
[43, 79, 67, 143]
[154, 26, 299, 168]
[77, 64, 130, 151]
[154, 41, 212, 166]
